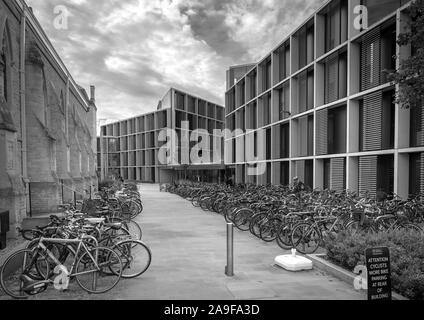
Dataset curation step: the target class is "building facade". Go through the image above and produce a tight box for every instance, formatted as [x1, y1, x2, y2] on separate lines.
[99, 88, 225, 184]
[224, 0, 421, 199]
[0, 0, 97, 239]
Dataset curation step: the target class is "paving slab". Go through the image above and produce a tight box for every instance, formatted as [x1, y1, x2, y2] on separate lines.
[0, 184, 366, 300]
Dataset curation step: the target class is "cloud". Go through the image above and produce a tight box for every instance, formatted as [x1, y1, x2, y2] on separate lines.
[26, 0, 324, 126]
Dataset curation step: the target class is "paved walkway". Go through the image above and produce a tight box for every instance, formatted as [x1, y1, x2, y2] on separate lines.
[1, 184, 366, 300]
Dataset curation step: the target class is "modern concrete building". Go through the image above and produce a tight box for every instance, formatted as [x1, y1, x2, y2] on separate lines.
[224, 0, 421, 199]
[0, 0, 98, 240]
[99, 88, 225, 184]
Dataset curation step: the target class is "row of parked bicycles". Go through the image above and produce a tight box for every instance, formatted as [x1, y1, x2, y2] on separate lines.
[168, 183, 424, 255]
[0, 182, 151, 299]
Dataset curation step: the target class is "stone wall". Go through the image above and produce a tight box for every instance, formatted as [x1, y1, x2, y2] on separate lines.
[0, 0, 98, 241]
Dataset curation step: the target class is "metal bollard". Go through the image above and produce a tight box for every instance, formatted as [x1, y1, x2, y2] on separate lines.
[225, 223, 234, 277]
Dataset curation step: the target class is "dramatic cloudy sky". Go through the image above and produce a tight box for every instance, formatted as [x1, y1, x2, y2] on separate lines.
[26, 0, 324, 127]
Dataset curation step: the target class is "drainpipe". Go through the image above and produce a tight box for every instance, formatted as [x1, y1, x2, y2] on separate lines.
[20, 5, 29, 214]
[66, 77, 69, 142]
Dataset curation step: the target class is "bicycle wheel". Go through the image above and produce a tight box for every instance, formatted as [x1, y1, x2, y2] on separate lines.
[0, 249, 49, 299]
[250, 213, 267, 238]
[200, 197, 212, 211]
[260, 218, 282, 242]
[345, 220, 372, 235]
[277, 215, 301, 250]
[396, 223, 423, 234]
[233, 208, 254, 232]
[225, 206, 238, 223]
[112, 240, 152, 279]
[122, 220, 143, 241]
[128, 200, 142, 220]
[75, 247, 122, 294]
[105, 222, 131, 238]
[291, 223, 321, 254]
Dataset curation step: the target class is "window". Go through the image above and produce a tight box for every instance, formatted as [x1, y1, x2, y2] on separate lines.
[297, 115, 314, 157]
[199, 100, 207, 116]
[226, 88, 236, 114]
[266, 129, 271, 160]
[328, 106, 347, 154]
[377, 155, 394, 194]
[262, 58, 272, 92]
[248, 70, 257, 101]
[0, 24, 9, 103]
[6, 140, 14, 170]
[278, 83, 290, 120]
[324, 50, 347, 104]
[297, 22, 315, 70]
[280, 162, 289, 185]
[176, 92, 185, 111]
[361, 0, 409, 27]
[280, 124, 290, 159]
[359, 90, 395, 152]
[260, 94, 271, 127]
[324, 0, 348, 53]
[360, 21, 396, 91]
[0, 51, 6, 102]
[410, 105, 424, 147]
[50, 141, 57, 172]
[187, 96, 196, 114]
[67, 147, 71, 172]
[296, 69, 314, 114]
[277, 42, 290, 82]
[409, 153, 423, 196]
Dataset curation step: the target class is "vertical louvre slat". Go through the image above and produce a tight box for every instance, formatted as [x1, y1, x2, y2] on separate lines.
[359, 156, 378, 197]
[299, 116, 308, 157]
[361, 28, 381, 91]
[363, 92, 382, 151]
[316, 109, 328, 155]
[325, 55, 338, 104]
[420, 105, 424, 146]
[330, 158, 345, 191]
[421, 153, 424, 194]
[298, 72, 307, 112]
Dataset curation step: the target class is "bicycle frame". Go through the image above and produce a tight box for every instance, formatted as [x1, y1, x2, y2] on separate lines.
[30, 236, 101, 279]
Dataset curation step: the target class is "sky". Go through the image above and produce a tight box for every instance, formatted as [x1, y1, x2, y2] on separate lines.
[26, 0, 324, 126]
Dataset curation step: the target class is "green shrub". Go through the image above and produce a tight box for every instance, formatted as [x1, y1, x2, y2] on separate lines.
[324, 230, 424, 300]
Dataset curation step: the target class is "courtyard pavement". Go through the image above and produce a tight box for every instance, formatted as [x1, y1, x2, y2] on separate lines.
[0, 184, 366, 300]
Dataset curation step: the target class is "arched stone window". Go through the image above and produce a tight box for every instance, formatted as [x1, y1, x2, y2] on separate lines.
[0, 45, 6, 101]
[0, 15, 12, 104]
[60, 90, 65, 114]
[42, 69, 49, 127]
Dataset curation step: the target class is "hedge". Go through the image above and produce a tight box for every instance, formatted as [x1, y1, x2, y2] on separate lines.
[324, 230, 424, 300]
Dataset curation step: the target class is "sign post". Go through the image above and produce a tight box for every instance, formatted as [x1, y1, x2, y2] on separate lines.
[365, 247, 392, 301]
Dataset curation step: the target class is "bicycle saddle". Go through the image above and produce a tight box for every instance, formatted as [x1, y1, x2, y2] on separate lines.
[19, 275, 49, 295]
[85, 218, 105, 224]
[104, 222, 123, 230]
[295, 212, 315, 218]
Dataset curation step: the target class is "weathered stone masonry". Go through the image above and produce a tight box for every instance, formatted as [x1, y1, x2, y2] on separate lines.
[0, 0, 98, 240]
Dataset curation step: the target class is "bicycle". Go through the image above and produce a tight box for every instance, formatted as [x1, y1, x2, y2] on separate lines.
[0, 235, 123, 299]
